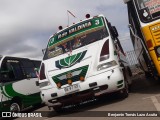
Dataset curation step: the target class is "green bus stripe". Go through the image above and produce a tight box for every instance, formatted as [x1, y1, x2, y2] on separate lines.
[48, 17, 104, 47]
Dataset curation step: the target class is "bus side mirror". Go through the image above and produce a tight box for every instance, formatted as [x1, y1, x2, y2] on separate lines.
[114, 39, 118, 44]
[42, 48, 46, 55]
[34, 68, 40, 86]
[34, 68, 39, 72]
[112, 26, 119, 38]
[34, 68, 39, 78]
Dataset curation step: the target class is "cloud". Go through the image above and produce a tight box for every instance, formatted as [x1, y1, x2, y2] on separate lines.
[0, 0, 132, 59]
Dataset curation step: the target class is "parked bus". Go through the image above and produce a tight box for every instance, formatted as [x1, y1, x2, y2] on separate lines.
[123, 0, 160, 78]
[0, 56, 42, 112]
[38, 14, 132, 112]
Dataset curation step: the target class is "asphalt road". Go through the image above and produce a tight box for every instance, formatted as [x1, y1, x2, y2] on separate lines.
[13, 74, 160, 120]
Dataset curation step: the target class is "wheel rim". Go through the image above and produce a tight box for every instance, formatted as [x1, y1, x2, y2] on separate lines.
[10, 103, 20, 112]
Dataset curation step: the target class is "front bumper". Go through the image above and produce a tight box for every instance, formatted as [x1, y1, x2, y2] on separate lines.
[41, 67, 125, 107]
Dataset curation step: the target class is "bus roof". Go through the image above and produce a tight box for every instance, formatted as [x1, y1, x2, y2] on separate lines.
[48, 14, 106, 48]
[51, 14, 105, 38]
[0, 55, 41, 61]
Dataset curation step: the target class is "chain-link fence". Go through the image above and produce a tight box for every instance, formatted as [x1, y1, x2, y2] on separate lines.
[125, 51, 144, 75]
[125, 51, 138, 66]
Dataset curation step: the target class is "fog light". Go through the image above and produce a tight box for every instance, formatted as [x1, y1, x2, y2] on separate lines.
[80, 76, 84, 81]
[57, 82, 62, 88]
[155, 46, 160, 57]
[51, 93, 58, 97]
[89, 82, 97, 87]
[157, 47, 160, 55]
[67, 79, 72, 85]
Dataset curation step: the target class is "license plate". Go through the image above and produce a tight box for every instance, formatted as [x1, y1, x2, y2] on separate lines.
[64, 84, 80, 94]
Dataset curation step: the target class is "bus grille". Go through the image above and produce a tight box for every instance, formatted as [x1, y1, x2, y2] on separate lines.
[150, 23, 160, 45]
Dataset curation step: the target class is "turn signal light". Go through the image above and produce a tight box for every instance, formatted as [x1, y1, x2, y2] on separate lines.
[67, 79, 72, 85]
[80, 76, 85, 81]
[146, 39, 153, 48]
[57, 82, 62, 88]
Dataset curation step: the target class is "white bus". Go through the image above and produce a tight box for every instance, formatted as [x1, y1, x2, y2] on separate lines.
[38, 14, 132, 112]
[0, 55, 42, 112]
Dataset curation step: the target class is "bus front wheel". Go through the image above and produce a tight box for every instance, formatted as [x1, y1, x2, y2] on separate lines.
[53, 106, 63, 113]
[10, 102, 21, 112]
[119, 81, 129, 99]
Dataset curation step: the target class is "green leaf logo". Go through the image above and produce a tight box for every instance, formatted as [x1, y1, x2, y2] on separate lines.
[55, 50, 87, 69]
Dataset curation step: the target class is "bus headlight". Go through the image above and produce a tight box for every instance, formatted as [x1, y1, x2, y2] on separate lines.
[97, 60, 117, 71]
[156, 47, 160, 56]
[39, 81, 51, 88]
[155, 46, 160, 57]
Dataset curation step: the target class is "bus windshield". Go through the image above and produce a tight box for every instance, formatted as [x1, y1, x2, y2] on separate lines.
[44, 17, 109, 60]
[135, 0, 160, 22]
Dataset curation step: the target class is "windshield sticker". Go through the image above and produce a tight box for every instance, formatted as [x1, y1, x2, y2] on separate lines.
[136, 0, 160, 21]
[55, 50, 87, 69]
[144, 0, 160, 14]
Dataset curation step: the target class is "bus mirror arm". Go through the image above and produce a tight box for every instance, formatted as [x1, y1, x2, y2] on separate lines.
[128, 24, 151, 60]
[111, 26, 119, 38]
[42, 48, 46, 55]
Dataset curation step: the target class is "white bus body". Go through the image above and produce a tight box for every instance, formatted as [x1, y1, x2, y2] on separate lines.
[0, 56, 42, 112]
[39, 14, 132, 111]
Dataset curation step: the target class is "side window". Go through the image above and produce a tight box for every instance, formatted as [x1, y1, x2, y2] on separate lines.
[0, 59, 24, 82]
[32, 61, 41, 68]
[21, 60, 37, 78]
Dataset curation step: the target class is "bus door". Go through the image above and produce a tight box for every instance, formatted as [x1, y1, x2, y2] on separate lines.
[0, 59, 22, 110]
[20, 59, 41, 105]
[0, 58, 40, 105]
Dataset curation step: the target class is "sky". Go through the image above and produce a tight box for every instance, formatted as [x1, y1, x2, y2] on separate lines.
[0, 0, 133, 59]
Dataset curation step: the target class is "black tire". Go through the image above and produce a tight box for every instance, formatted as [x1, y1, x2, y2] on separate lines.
[145, 71, 153, 79]
[10, 102, 21, 112]
[53, 106, 63, 113]
[127, 66, 132, 77]
[119, 81, 129, 99]
[33, 103, 42, 109]
[122, 65, 132, 92]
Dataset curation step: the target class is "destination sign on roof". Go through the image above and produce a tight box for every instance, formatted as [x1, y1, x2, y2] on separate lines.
[48, 17, 104, 47]
[144, 0, 160, 14]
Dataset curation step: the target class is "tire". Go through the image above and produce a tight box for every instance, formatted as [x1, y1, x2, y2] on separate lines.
[119, 81, 129, 99]
[123, 65, 132, 92]
[10, 102, 21, 112]
[127, 66, 132, 77]
[53, 106, 63, 113]
[33, 103, 42, 109]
